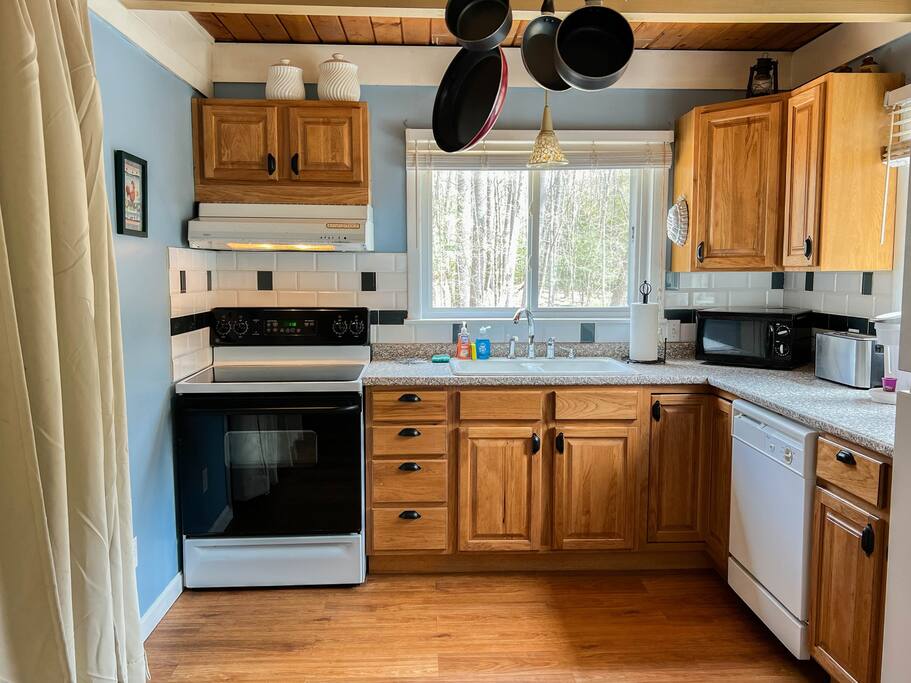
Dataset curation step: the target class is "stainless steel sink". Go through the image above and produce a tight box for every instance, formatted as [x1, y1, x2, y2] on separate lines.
[448, 357, 636, 376]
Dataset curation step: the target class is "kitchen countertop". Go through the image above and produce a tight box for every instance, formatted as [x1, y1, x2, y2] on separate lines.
[363, 358, 896, 456]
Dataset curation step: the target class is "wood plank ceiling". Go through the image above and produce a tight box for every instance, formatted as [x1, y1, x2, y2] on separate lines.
[192, 13, 836, 50]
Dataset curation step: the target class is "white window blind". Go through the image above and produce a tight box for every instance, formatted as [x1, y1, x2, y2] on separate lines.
[883, 83, 911, 167]
[405, 129, 673, 171]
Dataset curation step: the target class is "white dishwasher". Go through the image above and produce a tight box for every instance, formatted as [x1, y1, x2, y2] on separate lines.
[728, 399, 817, 659]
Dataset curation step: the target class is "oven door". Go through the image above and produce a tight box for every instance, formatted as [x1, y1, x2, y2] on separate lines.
[175, 392, 362, 538]
[697, 315, 774, 366]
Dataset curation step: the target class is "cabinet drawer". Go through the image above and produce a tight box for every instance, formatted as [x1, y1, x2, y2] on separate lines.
[459, 390, 544, 420]
[370, 390, 447, 422]
[371, 460, 448, 504]
[371, 425, 447, 456]
[371, 507, 448, 551]
[555, 389, 639, 420]
[816, 437, 887, 508]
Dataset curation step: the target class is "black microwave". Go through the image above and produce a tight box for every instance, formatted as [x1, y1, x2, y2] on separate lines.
[695, 307, 812, 369]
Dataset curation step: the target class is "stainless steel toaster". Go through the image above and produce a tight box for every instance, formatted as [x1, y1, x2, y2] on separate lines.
[815, 332, 884, 389]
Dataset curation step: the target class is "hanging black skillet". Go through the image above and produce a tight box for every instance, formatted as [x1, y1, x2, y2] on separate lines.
[445, 0, 513, 52]
[521, 0, 570, 91]
[555, 0, 634, 91]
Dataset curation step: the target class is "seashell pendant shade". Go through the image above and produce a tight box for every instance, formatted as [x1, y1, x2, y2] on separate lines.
[265, 59, 305, 100]
[318, 53, 361, 102]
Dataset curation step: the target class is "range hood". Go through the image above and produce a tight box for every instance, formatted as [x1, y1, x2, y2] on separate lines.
[188, 203, 374, 252]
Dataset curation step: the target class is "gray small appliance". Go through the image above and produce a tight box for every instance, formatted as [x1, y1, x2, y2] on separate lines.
[814, 331, 884, 389]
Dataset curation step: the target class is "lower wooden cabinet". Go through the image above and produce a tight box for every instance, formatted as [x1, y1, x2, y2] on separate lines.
[647, 394, 708, 543]
[705, 397, 733, 571]
[809, 487, 887, 683]
[371, 507, 449, 552]
[553, 425, 638, 550]
[458, 425, 543, 552]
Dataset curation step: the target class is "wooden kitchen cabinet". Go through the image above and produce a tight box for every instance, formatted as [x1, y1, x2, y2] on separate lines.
[809, 487, 887, 683]
[553, 425, 639, 550]
[458, 425, 544, 552]
[704, 397, 732, 573]
[671, 95, 786, 271]
[192, 98, 370, 205]
[782, 72, 902, 271]
[647, 394, 708, 543]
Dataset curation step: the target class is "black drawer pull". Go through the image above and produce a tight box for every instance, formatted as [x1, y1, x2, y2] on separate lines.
[399, 510, 421, 520]
[555, 432, 565, 454]
[696, 241, 705, 263]
[398, 393, 421, 403]
[836, 450, 856, 466]
[651, 400, 661, 422]
[267, 152, 276, 176]
[804, 236, 813, 260]
[531, 432, 541, 454]
[861, 523, 875, 556]
[398, 427, 421, 437]
[398, 462, 422, 472]
[291, 152, 300, 175]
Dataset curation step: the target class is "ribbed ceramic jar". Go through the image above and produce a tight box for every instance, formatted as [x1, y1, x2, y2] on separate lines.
[265, 59, 305, 100]
[317, 53, 360, 102]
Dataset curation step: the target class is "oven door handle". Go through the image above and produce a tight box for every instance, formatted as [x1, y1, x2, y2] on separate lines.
[181, 404, 361, 415]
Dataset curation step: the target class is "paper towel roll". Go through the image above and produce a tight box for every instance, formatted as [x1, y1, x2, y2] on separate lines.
[629, 303, 659, 362]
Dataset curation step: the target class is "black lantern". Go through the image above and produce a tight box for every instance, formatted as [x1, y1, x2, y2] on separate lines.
[747, 55, 778, 98]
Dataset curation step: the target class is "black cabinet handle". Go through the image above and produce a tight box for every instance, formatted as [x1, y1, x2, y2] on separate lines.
[267, 153, 276, 176]
[291, 152, 299, 175]
[398, 393, 421, 403]
[531, 432, 541, 454]
[398, 462, 422, 472]
[836, 450, 856, 466]
[861, 523, 875, 556]
[555, 432, 565, 454]
[652, 400, 661, 422]
[804, 236, 813, 260]
[398, 427, 421, 437]
[696, 241, 705, 263]
[399, 510, 421, 520]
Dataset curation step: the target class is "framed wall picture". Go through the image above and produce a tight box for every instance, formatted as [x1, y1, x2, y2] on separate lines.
[114, 150, 148, 238]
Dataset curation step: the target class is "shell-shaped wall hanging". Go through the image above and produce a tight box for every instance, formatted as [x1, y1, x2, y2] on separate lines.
[667, 196, 689, 247]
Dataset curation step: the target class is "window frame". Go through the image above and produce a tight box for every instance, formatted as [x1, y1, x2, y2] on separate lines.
[405, 130, 670, 322]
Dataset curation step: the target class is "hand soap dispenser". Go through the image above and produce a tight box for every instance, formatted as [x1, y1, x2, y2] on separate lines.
[455, 321, 471, 360]
[476, 326, 491, 360]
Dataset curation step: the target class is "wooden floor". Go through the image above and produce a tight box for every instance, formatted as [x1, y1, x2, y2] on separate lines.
[146, 571, 827, 682]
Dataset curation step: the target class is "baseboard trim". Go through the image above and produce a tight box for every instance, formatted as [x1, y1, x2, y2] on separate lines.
[141, 572, 183, 641]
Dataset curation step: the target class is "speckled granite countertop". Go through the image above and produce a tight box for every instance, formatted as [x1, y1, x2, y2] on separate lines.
[363, 359, 896, 456]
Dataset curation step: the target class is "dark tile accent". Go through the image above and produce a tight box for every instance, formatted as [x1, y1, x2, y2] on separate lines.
[812, 312, 830, 330]
[664, 308, 695, 324]
[805, 272, 814, 291]
[179, 270, 186, 294]
[847, 316, 870, 334]
[369, 310, 379, 325]
[869, 321, 877, 336]
[451, 323, 461, 343]
[206, 270, 213, 291]
[378, 310, 407, 325]
[361, 272, 377, 291]
[580, 322, 595, 343]
[170, 311, 212, 337]
[861, 272, 873, 296]
[257, 271, 273, 291]
[828, 314, 848, 332]
[771, 272, 784, 290]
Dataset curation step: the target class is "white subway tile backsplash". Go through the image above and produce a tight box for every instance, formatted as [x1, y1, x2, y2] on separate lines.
[693, 291, 728, 307]
[186, 270, 207, 293]
[215, 251, 236, 270]
[713, 272, 749, 288]
[394, 291, 409, 309]
[413, 322, 452, 343]
[298, 272, 337, 290]
[216, 270, 257, 290]
[394, 253, 408, 273]
[317, 253, 356, 272]
[213, 290, 238, 307]
[317, 291, 357, 306]
[375, 325, 416, 343]
[846, 294, 875, 318]
[273, 271, 298, 290]
[875, 295, 896, 317]
[800, 291, 824, 311]
[337, 272, 361, 291]
[783, 272, 803, 290]
[766, 290, 784, 307]
[595, 321, 628, 342]
[834, 272, 862, 293]
[664, 292, 689, 307]
[821, 292, 848, 314]
[358, 291, 396, 309]
[679, 273, 713, 289]
[812, 272, 837, 292]
[749, 272, 773, 289]
[783, 290, 802, 308]
[277, 291, 318, 307]
[729, 289, 767, 306]
[168, 269, 180, 294]
[236, 252, 276, 271]
[356, 253, 397, 272]
[237, 290, 277, 307]
[276, 252, 316, 271]
[376, 272, 408, 291]
[873, 271, 893, 295]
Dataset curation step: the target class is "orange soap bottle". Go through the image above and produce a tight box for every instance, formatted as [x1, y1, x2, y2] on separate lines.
[455, 321, 471, 360]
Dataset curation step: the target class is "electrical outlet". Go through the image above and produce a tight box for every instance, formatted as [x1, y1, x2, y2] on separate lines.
[202, 466, 208, 493]
[131, 537, 138, 569]
[665, 319, 681, 342]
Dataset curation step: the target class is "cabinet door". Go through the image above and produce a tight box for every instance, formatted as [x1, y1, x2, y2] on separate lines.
[553, 425, 638, 550]
[692, 100, 784, 270]
[809, 487, 886, 683]
[458, 425, 543, 552]
[647, 395, 707, 543]
[705, 398, 733, 572]
[201, 103, 279, 182]
[287, 105, 367, 184]
[783, 84, 825, 267]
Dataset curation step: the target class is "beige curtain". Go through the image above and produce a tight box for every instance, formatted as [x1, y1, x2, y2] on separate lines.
[0, 0, 144, 680]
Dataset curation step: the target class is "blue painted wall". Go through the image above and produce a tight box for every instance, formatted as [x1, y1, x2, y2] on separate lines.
[214, 82, 741, 252]
[91, 14, 195, 613]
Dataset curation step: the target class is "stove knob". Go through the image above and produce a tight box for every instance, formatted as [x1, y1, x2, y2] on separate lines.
[215, 319, 231, 337]
[233, 318, 249, 337]
[349, 318, 366, 336]
[777, 342, 790, 357]
[332, 318, 348, 336]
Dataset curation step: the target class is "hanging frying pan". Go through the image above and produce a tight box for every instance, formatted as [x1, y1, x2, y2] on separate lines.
[521, 0, 569, 91]
[445, 0, 513, 52]
[555, 0, 634, 92]
[433, 47, 508, 153]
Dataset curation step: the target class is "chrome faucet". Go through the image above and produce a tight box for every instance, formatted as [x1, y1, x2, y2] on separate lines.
[512, 308, 536, 359]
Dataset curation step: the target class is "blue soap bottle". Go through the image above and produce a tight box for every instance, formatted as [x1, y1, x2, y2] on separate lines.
[476, 326, 491, 360]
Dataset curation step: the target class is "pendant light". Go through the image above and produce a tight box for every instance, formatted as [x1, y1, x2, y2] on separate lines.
[527, 91, 568, 168]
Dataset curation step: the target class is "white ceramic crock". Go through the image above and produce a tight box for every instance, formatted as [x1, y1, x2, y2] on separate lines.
[317, 53, 360, 102]
[265, 59, 305, 100]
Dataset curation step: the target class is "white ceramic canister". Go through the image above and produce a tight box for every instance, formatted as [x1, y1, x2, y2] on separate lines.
[265, 59, 305, 100]
[317, 53, 360, 102]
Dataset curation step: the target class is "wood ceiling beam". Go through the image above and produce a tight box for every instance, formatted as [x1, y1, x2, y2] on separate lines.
[120, 0, 911, 22]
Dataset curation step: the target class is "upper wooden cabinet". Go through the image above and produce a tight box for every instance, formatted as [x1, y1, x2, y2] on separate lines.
[671, 94, 786, 272]
[783, 72, 902, 271]
[192, 99, 370, 205]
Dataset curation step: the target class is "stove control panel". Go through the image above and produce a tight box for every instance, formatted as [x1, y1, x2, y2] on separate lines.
[212, 307, 369, 346]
